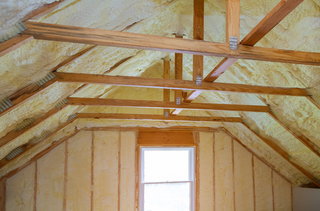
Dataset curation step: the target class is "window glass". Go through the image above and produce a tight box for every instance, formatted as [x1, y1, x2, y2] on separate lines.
[143, 149, 190, 182]
[144, 183, 191, 211]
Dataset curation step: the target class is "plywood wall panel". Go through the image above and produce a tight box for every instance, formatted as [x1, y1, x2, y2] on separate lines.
[234, 140, 254, 211]
[37, 143, 65, 211]
[120, 131, 136, 211]
[199, 132, 214, 211]
[93, 131, 119, 210]
[66, 131, 92, 211]
[215, 131, 234, 211]
[6, 163, 35, 211]
[254, 157, 273, 211]
[273, 172, 292, 211]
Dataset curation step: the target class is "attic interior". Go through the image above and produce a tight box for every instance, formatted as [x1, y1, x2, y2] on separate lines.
[0, 0, 320, 210]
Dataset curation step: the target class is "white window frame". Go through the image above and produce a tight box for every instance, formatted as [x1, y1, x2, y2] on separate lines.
[139, 147, 195, 211]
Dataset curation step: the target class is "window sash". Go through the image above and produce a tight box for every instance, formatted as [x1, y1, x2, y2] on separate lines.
[140, 147, 195, 211]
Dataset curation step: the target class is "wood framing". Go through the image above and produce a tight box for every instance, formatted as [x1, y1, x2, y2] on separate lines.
[241, 122, 320, 188]
[226, 0, 240, 43]
[0, 1, 65, 58]
[0, 78, 58, 118]
[68, 98, 270, 112]
[0, 35, 34, 58]
[163, 59, 170, 115]
[138, 131, 194, 146]
[76, 113, 243, 123]
[0, 105, 69, 148]
[174, 34, 183, 113]
[0, 117, 77, 169]
[54, 72, 310, 96]
[193, 0, 204, 80]
[187, 0, 304, 100]
[23, 21, 320, 65]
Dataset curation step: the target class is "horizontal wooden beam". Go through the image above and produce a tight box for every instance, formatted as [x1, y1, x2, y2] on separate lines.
[0, 35, 34, 58]
[68, 97, 270, 112]
[54, 72, 310, 96]
[23, 21, 320, 66]
[76, 113, 243, 122]
[242, 122, 320, 187]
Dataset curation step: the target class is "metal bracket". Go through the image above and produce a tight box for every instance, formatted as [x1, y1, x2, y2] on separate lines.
[164, 111, 169, 118]
[196, 75, 202, 86]
[55, 98, 68, 109]
[176, 97, 181, 105]
[15, 117, 36, 131]
[36, 72, 55, 86]
[0, 21, 28, 43]
[0, 97, 13, 112]
[67, 114, 77, 122]
[230, 36, 238, 50]
[29, 130, 52, 145]
[6, 146, 24, 161]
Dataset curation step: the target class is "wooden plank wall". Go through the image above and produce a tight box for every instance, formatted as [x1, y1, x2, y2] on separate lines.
[2, 129, 292, 211]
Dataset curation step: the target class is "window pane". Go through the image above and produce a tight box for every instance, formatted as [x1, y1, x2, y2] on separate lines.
[144, 183, 191, 211]
[143, 149, 190, 182]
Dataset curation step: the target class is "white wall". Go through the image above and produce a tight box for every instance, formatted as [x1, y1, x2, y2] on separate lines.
[293, 187, 320, 211]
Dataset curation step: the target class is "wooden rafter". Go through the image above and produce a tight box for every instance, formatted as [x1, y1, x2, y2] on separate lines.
[174, 34, 183, 111]
[68, 97, 270, 112]
[242, 122, 320, 188]
[76, 113, 242, 123]
[186, 0, 305, 100]
[0, 35, 34, 58]
[0, 105, 69, 148]
[0, 1, 65, 58]
[54, 72, 310, 96]
[22, 21, 320, 65]
[193, 0, 204, 80]
[0, 78, 58, 118]
[163, 59, 170, 116]
[0, 46, 95, 119]
[0, 117, 77, 170]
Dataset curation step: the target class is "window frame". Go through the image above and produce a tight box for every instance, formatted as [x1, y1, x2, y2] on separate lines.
[139, 146, 195, 211]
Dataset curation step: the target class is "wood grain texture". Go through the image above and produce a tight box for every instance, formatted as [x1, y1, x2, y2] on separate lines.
[174, 35, 183, 114]
[138, 131, 194, 145]
[193, 0, 204, 81]
[55, 72, 310, 96]
[0, 105, 69, 148]
[242, 122, 320, 188]
[226, 0, 240, 42]
[22, 0, 65, 21]
[241, 0, 304, 46]
[0, 79, 58, 118]
[23, 21, 320, 65]
[0, 35, 34, 58]
[68, 97, 270, 112]
[76, 113, 243, 123]
[187, 0, 304, 101]
[163, 59, 171, 115]
[0, 117, 77, 170]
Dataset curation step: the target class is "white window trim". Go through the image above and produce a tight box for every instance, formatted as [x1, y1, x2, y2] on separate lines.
[139, 147, 195, 211]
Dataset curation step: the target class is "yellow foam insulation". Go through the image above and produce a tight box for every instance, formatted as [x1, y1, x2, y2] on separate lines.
[119, 131, 136, 211]
[199, 132, 214, 211]
[254, 157, 273, 211]
[93, 131, 119, 210]
[66, 131, 92, 211]
[215, 131, 234, 211]
[0, 0, 320, 188]
[37, 142, 65, 211]
[234, 140, 254, 211]
[6, 162, 35, 211]
[273, 172, 292, 211]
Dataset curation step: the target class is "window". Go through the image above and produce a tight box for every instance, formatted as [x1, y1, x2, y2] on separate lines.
[140, 147, 195, 211]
